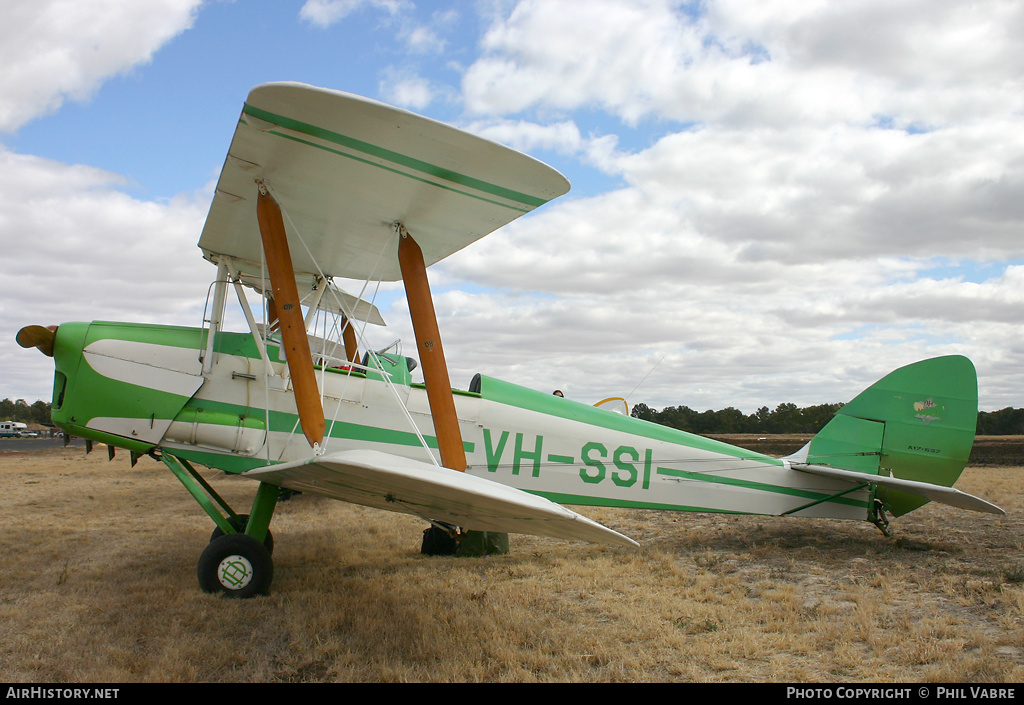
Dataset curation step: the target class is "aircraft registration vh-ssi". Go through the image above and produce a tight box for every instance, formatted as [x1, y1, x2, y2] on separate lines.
[17, 82, 1003, 598]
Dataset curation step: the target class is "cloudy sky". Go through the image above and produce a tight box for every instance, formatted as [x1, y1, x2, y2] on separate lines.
[2, 0, 1022, 415]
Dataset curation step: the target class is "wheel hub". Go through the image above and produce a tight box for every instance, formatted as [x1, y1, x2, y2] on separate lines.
[217, 554, 254, 590]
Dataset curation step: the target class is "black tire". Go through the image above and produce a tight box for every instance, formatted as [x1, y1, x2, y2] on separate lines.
[209, 514, 274, 555]
[197, 533, 274, 598]
[421, 524, 459, 555]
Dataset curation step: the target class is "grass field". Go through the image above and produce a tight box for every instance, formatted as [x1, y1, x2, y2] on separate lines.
[1, 443, 1022, 683]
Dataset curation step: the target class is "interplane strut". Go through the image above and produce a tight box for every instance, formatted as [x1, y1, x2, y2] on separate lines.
[397, 223, 467, 473]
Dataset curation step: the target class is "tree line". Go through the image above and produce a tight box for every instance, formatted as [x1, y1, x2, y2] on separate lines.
[1, 398, 53, 426]
[631, 402, 1024, 436]
[4, 397, 1024, 435]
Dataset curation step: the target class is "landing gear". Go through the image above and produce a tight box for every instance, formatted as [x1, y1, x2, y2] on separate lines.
[420, 522, 511, 557]
[198, 533, 274, 598]
[159, 454, 281, 598]
[870, 498, 892, 537]
[421, 522, 460, 555]
[210, 514, 275, 554]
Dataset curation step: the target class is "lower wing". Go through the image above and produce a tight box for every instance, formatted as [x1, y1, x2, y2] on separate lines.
[244, 449, 638, 547]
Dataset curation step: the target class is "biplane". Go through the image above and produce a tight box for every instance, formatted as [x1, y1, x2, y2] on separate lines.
[18, 82, 1003, 597]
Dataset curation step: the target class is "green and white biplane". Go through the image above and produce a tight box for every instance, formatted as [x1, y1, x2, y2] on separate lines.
[18, 82, 1003, 597]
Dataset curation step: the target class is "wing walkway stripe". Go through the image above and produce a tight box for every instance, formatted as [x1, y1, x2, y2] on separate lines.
[242, 103, 549, 209]
[266, 129, 529, 214]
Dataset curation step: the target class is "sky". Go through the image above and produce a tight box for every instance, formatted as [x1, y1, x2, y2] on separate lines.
[2, 0, 1023, 415]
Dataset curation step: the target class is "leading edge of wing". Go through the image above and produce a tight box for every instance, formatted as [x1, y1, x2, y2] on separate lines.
[790, 462, 1005, 515]
[244, 449, 638, 547]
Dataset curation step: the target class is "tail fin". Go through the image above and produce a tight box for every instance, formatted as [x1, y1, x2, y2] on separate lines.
[793, 356, 978, 517]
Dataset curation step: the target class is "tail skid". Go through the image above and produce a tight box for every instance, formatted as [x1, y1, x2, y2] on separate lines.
[785, 356, 1002, 520]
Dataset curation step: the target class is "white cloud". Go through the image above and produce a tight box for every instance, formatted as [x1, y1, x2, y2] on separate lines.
[463, 0, 1024, 128]
[379, 71, 436, 109]
[605, 122, 1024, 264]
[461, 118, 585, 156]
[719, 0, 1024, 87]
[399, 8, 460, 54]
[439, 0, 1024, 411]
[0, 0, 202, 133]
[464, 0, 704, 121]
[299, 0, 410, 27]
[0, 148, 210, 401]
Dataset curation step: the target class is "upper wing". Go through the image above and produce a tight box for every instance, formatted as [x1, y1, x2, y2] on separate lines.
[244, 449, 637, 547]
[199, 82, 571, 282]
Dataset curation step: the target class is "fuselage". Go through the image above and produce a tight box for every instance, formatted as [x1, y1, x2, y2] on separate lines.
[48, 320, 873, 521]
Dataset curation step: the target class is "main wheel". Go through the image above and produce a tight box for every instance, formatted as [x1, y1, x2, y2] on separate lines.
[197, 533, 274, 598]
[209, 514, 274, 554]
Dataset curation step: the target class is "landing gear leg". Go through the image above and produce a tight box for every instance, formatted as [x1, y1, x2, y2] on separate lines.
[161, 453, 281, 597]
[209, 514, 275, 554]
[197, 481, 279, 596]
[870, 498, 892, 537]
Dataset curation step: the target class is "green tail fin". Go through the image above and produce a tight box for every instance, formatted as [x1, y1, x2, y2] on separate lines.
[804, 356, 978, 517]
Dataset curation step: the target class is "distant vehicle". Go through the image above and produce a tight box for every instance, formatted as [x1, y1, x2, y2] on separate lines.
[0, 421, 28, 438]
[17, 430, 39, 438]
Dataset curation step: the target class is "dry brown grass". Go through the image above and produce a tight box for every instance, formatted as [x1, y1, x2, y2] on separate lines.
[2, 446, 1023, 683]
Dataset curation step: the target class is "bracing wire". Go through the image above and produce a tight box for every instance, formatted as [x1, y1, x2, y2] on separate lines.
[268, 182, 441, 466]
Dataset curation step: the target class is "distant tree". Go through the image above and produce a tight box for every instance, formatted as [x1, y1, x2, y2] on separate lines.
[753, 406, 771, 431]
[29, 400, 51, 425]
[631, 402, 655, 422]
[801, 403, 845, 434]
[712, 407, 748, 433]
[977, 407, 1024, 435]
[0, 398, 52, 425]
[766, 402, 801, 433]
[691, 409, 720, 434]
[630, 401, 1024, 435]
[658, 405, 698, 432]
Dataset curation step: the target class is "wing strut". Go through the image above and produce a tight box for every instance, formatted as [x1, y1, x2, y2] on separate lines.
[397, 224, 467, 472]
[255, 184, 325, 449]
[342, 317, 359, 363]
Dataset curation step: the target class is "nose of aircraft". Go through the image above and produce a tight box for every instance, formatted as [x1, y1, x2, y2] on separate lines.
[16, 325, 58, 357]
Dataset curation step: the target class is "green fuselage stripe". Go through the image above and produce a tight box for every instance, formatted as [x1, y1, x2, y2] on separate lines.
[654, 467, 868, 508]
[529, 491, 750, 514]
[242, 104, 547, 209]
[183, 398, 474, 458]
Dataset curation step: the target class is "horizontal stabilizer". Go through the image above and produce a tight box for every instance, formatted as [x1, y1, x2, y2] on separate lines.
[244, 450, 638, 547]
[791, 462, 1004, 515]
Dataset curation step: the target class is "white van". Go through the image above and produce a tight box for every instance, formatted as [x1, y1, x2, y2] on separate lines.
[0, 421, 29, 438]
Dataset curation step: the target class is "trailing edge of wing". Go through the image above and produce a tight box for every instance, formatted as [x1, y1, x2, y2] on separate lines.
[790, 462, 1004, 515]
[244, 449, 638, 547]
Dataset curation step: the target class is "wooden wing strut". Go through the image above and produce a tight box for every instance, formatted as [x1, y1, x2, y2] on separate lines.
[256, 186, 325, 449]
[397, 226, 467, 472]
